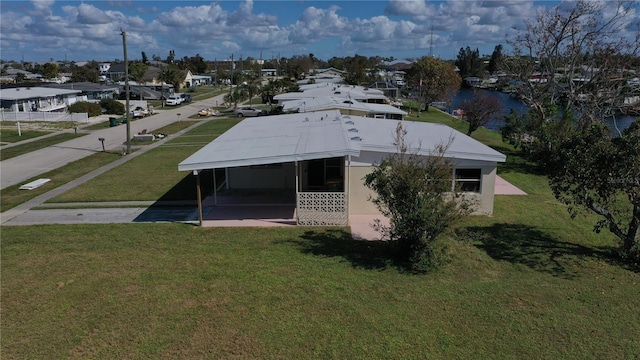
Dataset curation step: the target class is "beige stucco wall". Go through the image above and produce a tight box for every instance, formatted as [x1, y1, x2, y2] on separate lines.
[346, 162, 499, 216]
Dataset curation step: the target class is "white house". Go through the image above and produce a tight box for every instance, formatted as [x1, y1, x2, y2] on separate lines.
[0, 86, 81, 112]
[178, 110, 506, 226]
[274, 83, 390, 105]
[281, 97, 407, 120]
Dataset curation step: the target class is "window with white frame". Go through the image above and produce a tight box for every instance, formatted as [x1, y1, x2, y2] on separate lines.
[455, 169, 482, 193]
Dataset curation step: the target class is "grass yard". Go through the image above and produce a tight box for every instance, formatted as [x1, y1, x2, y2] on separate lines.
[48, 118, 240, 203]
[1, 128, 50, 143]
[0, 132, 86, 161]
[0, 151, 122, 212]
[2, 222, 638, 359]
[3, 105, 639, 358]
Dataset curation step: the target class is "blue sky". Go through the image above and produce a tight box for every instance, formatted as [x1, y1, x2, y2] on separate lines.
[1, 1, 637, 63]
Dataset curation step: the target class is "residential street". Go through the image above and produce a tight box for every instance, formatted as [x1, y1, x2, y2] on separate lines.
[0, 94, 225, 190]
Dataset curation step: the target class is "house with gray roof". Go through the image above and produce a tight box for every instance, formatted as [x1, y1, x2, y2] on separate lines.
[0, 86, 81, 112]
[41, 82, 119, 101]
[178, 110, 506, 226]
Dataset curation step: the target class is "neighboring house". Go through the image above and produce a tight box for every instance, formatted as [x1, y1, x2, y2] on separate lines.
[178, 110, 506, 226]
[368, 81, 400, 100]
[310, 67, 347, 77]
[281, 97, 407, 120]
[3, 67, 41, 81]
[0, 86, 81, 112]
[99, 63, 111, 74]
[191, 75, 212, 86]
[274, 84, 390, 105]
[180, 69, 193, 89]
[297, 67, 346, 86]
[41, 82, 119, 101]
[380, 59, 414, 71]
[261, 69, 277, 77]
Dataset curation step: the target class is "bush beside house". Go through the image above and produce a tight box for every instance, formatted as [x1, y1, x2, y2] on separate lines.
[68, 102, 102, 117]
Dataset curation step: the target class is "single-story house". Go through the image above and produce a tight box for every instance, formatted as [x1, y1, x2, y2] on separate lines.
[0, 86, 81, 112]
[380, 59, 414, 71]
[41, 82, 119, 101]
[191, 75, 212, 86]
[281, 97, 407, 120]
[310, 67, 347, 77]
[178, 110, 506, 226]
[274, 84, 390, 105]
[368, 81, 400, 100]
[261, 69, 277, 77]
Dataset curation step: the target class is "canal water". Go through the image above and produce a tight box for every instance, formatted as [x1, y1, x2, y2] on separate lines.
[449, 87, 637, 133]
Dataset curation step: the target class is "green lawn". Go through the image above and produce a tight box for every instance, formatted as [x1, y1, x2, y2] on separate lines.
[3, 107, 639, 358]
[1, 128, 50, 143]
[2, 222, 638, 359]
[0, 133, 86, 161]
[48, 118, 240, 203]
[0, 151, 122, 212]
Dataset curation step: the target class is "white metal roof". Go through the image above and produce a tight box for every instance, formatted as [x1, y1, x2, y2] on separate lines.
[178, 111, 359, 172]
[178, 111, 506, 172]
[281, 97, 407, 116]
[0, 87, 81, 101]
[274, 84, 388, 103]
[345, 116, 506, 162]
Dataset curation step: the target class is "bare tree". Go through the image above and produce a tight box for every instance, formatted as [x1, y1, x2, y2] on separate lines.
[505, 0, 640, 264]
[460, 91, 503, 136]
[506, 0, 640, 131]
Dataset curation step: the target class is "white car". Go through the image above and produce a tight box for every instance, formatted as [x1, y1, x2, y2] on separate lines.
[165, 95, 183, 106]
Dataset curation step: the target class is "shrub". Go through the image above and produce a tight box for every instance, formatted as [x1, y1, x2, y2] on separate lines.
[100, 98, 125, 115]
[67, 102, 102, 117]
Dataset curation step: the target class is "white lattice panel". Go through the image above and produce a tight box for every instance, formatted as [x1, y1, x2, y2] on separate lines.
[297, 192, 348, 226]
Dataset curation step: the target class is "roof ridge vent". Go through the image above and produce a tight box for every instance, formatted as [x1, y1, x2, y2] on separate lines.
[348, 128, 358, 132]
[350, 136, 362, 141]
[345, 120, 355, 124]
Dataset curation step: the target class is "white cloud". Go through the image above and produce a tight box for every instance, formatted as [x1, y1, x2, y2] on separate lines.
[289, 6, 351, 43]
[2, 0, 638, 63]
[385, 0, 435, 20]
[222, 41, 241, 52]
[29, 0, 54, 16]
[76, 3, 112, 25]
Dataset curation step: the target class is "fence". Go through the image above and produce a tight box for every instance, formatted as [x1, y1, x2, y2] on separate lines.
[296, 191, 348, 226]
[0, 110, 89, 123]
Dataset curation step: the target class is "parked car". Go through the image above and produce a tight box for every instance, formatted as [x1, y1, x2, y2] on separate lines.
[180, 93, 192, 103]
[165, 95, 182, 106]
[233, 106, 266, 117]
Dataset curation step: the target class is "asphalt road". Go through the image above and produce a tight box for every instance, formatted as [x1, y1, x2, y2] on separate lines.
[0, 94, 225, 190]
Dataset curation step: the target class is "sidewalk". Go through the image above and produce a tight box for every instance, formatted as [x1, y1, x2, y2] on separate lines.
[0, 119, 209, 225]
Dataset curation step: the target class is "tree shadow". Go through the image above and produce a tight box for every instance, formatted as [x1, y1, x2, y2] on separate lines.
[281, 229, 404, 271]
[458, 223, 621, 278]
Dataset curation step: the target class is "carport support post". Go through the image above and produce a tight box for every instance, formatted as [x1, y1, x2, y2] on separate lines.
[194, 170, 203, 226]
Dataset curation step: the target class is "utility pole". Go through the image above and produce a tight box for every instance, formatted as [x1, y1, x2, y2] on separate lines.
[429, 25, 434, 58]
[121, 28, 131, 154]
[229, 53, 234, 103]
